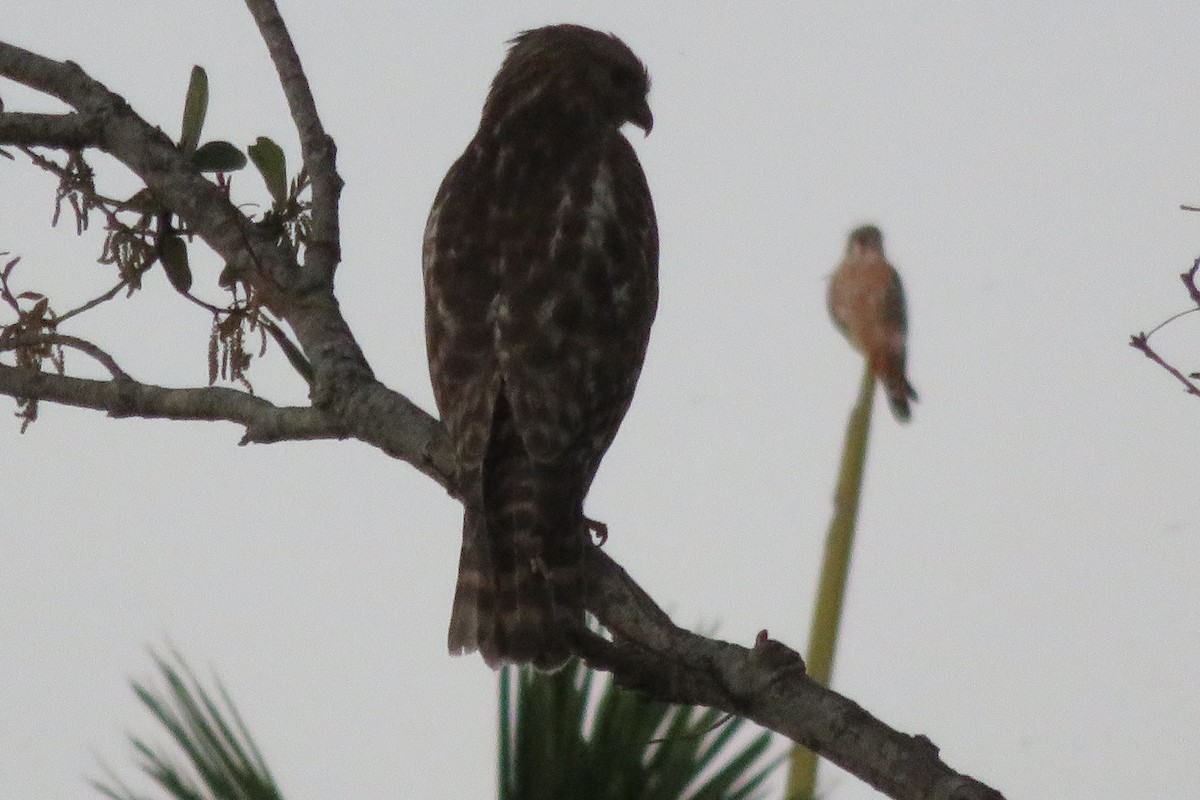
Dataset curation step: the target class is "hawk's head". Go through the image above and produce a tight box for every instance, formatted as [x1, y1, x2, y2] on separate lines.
[483, 24, 652, 136]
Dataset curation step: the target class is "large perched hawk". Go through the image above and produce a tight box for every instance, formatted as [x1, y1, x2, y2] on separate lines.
[422, 25, 658, 669]
[828, 224, 918, 421]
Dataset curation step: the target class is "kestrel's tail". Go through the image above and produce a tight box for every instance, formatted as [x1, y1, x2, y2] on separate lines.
[884, 374, 918, 422]
[873, 350, 918, 423]
[447, 396, 584, 671]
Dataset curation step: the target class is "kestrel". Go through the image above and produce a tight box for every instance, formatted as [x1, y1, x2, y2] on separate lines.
[828, 224, 917, 421]
[423, 25, 658, 669]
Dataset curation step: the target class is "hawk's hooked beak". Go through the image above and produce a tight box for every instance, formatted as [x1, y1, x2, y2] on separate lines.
[630, 98, 653, 136]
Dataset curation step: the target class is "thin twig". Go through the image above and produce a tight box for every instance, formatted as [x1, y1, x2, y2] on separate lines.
[1141, 307, 1200, 340]
[241, 0, 342, 282]
[1129, 333, 1200, 397]
[1130, 257, 1200, 398]
[259, 314, 313, 385]
[1, 332, 129, 379]
[56, 279, 130, 323]
[22, 146, 151, 212]
[1181, 257, 1200, 307]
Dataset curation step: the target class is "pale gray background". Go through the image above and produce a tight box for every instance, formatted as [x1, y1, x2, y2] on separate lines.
[3, 3, 1199, 799]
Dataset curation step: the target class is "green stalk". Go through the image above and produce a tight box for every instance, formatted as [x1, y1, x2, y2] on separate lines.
[785, 363, 875, 800]
[499, 665, 512, 800]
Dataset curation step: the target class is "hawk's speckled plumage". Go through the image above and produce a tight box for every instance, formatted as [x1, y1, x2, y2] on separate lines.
[423, 24, 658, 669]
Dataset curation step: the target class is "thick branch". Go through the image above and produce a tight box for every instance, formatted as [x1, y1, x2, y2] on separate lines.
[0, 362, 454, 483]
[579, 551, 1004, 800]
[243, 0, 342, 286]
[0, 110, 99, 148]
[0, 363, 339, 443]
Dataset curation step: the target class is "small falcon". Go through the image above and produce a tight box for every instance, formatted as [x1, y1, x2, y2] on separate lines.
[828, 224, 918, 422]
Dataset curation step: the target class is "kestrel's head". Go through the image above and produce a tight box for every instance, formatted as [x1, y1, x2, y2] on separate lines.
[847, 224, 884, 255]
[482, 24, 652, 135]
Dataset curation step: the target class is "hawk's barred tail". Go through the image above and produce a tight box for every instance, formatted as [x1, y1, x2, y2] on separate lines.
[447, 509, 491, 660]
[447, 396, 584, 670]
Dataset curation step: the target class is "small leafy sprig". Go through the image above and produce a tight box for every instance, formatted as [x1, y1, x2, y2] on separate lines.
[8, 65, 313, 406]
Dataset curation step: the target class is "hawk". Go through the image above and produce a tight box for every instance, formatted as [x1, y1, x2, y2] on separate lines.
[423, 25, 658, 669]
[828, 225, 918, 421]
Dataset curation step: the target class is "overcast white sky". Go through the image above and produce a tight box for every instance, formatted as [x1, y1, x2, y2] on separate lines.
[4, 3, 1200, 799]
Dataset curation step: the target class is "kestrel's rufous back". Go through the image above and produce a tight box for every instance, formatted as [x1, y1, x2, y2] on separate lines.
[828, 224, 918, 422]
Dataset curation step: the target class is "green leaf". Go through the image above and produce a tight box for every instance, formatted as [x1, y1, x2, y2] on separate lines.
[92, 648, 284, 800]
[190, 140, 247, 173]
[247, 137, 288, 205]
[159, 235, 193, 293]
[499, 643, 783, 800]
[179, 66, 208, 154]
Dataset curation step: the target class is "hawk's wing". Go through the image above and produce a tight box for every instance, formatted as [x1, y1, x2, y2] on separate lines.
[491, 134, 658, 468]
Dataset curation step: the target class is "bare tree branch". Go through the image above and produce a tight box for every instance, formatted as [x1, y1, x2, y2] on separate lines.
[259, 314, 315, 385]
[0, 363, 330, 440]
[243, 0, 342, 287]
[0, 363, 454, 480]
[57, 277, 132, 324]
[0, 111, 99, 148]
[1181, 257, 1200, 307]
[1129, 332, 1200, 397]
[578, 551, 1005, 800]
[1131, 257, 1200, 398]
